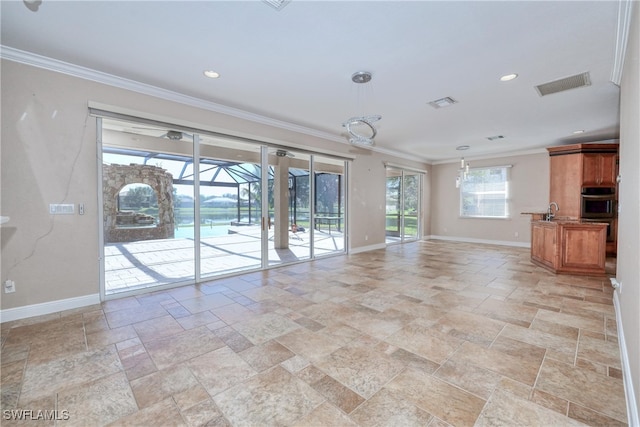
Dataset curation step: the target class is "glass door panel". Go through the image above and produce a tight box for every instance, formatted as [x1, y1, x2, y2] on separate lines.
[198, 136, 263, 277]
[386, 167, 422, 244]
[402, 172, 420, 241]
[386, 168, 402, 243]
[266, 149, 310, 266]
[313, 156, 346, 256]
[101, 119, 195, 295]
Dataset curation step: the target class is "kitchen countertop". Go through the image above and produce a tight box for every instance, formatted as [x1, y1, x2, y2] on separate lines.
[532, 219, 609, 225]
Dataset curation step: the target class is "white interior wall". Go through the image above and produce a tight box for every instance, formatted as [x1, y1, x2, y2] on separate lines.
[616, 2, 640, 419]
[429, 152, 550, 246]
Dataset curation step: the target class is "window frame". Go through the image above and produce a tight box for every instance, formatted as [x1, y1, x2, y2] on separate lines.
[459, 165, 511, 219]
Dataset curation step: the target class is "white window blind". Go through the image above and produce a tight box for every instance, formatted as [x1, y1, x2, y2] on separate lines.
[460, 166, 510, 218]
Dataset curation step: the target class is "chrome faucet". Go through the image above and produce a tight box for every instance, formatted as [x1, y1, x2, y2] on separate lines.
[546, 202, 559, 221]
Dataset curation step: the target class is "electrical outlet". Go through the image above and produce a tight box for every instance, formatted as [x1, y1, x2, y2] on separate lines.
[514, 231, 519, 238]
[610, 278, 622, 294]
[4, 280, 16, 293]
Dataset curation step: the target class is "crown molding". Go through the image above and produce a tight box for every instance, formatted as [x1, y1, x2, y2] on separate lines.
[0, 46, 348, 143]
[611, 0, 634, 86]
[431, 148, 548, 165]
[366, 144, 432, 164]
[1, 46, 433, 165]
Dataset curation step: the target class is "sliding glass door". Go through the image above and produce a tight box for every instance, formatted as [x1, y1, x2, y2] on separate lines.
[99, 116, 347, 297]
[198, 136, 263, 277]
[100, 120, 195, 294]
[313, 155, 346, 255]
[266, 149, 311, 266]
[385, 167, 422, 244]
[402, 171, 420, 240]
[386, 169, 402, 243]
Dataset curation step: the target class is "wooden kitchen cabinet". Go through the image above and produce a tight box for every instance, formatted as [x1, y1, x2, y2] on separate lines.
[582, 152, 618, 186]
[533, 142, 618, 273]
[530, 220, 607, 275]
[547, 142, 619, 255]
[549, 152, 582, 219]
[531, 221, 557, 269]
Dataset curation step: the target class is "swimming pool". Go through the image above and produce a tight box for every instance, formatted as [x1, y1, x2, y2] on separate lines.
[173, 224, 229, 239]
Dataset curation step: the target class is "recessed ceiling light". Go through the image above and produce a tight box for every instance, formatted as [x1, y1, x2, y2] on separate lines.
[572, 130, 585, 134]
[203, 70, 220, 79]
[500, 73, 518, 82]
[456, 145, 470, 151]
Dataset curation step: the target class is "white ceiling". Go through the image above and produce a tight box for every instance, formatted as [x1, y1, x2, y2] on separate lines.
[0, 0, 623, 162]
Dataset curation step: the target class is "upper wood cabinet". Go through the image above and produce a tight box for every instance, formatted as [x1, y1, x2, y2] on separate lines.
[549, 152, 582, 218]
[582, 152, 618, 186]
[547, 142, 619, 219]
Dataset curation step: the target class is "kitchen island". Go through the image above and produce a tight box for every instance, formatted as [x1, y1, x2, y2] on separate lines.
[531, 220, 608, 275]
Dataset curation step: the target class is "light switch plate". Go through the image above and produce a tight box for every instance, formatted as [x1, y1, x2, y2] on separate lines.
[49, 204, 75, 215]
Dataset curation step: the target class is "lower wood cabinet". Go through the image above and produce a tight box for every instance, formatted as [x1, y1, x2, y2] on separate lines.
[531, 221, 607, 275]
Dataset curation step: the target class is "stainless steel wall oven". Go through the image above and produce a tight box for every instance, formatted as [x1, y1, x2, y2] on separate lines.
[581, 187, 616, 219]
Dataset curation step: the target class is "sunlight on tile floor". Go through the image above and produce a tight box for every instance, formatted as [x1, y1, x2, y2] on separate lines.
[1, 240, 627, 426]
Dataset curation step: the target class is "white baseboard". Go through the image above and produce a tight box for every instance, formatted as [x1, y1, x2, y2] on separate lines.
[0, 294, 101, 324]
[425, 235, 531, 248]
[349, 242, 386, 254]
[613, 291, 639, 426]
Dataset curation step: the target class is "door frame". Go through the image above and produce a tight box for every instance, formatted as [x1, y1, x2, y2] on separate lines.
[385, 165, 424, 245]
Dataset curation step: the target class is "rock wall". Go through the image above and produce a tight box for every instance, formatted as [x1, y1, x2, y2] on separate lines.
[103, 164, 175, 243]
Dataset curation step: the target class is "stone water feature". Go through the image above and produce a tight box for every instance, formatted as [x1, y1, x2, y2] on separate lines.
[103, 164, 175, 243]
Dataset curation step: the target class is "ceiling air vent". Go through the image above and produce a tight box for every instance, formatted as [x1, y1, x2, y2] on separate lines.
[428, 97, 458, 109]
[263, 0, 290, 10]
[535, 72, 591, 96]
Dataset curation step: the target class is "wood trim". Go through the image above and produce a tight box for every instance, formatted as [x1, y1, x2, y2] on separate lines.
[547, 143, 619, 156]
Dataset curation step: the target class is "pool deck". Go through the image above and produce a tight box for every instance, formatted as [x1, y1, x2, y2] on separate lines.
[104, 226, 344, 294]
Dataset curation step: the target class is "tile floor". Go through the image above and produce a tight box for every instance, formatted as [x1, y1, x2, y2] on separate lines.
[1, 240, 627, 426]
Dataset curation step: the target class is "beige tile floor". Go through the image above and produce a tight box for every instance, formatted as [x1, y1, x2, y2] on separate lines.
[1, 240, 627, 426]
